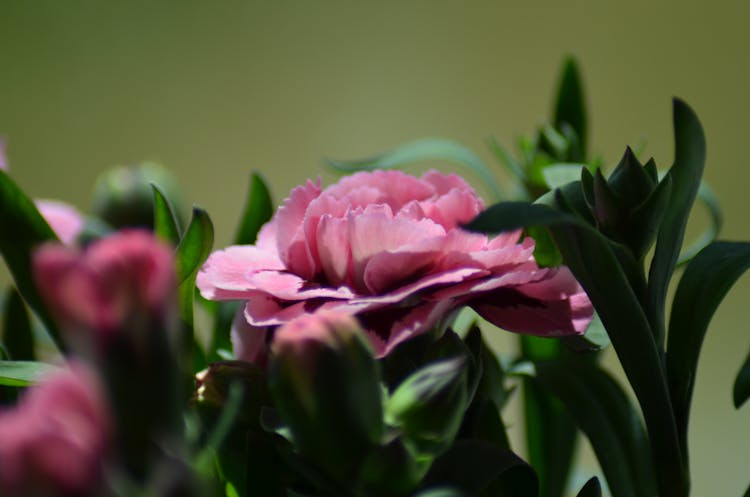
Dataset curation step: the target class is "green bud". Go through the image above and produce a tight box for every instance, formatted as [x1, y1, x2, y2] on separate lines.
[269, 310, 383, 482]
[91, 162, 184, 229]
[386, 357, 468, 456]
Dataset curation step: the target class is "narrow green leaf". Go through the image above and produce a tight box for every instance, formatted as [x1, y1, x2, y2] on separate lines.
[326, 138, 504, 200]
[2, 287, 35, 360]
[677, 181, 723, 265]
[648, 99, 706, 349]
[152, 184, 182, 245]
[0, 360, 59, 387]
[234, 172, 274, 245]
[175, 207, 214, 379]
[465, 201, 581, 234]
[488, 136, 526, 181]
[553, 57, 587, 155]
[176, 207, 214, 286]
[533, 361, 656, 497]
[575, 477, 602, 497]
[734, 348, 750, 409]
[0, 171, 62, 350]
[667, 241, 750, 445]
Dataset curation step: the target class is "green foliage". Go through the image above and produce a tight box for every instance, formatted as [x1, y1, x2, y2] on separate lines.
[667, 241, 750, 455]
[0, 171, 62, 350]
[0, 360, 60, 387]
[1, 287, 35, 361]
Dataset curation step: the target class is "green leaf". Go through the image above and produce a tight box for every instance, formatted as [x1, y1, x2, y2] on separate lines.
[326, 138, 504, 200]
[553, 57, 587, 156]
[647, 99, 706, 348]
[0, 171, 62, 350]
[2, 287, 35, 360]
[533, 360, 656, 497]
[422, 440, 538, 497]
[176, 207, 214, 286]
[575, 477, 601, 497]
[175, 207, 214, 379]
[666, 242, 750, 445]
[0, 360, 60, 387]
[152, 184, 182, 245]
[465, 201, 581, 234]
[520, 336, 578, 497]
[466, 199, 686, 497]
[734, 349, 750, 409]
[677, 181, 723, 265]
[234, 172, 274, 245]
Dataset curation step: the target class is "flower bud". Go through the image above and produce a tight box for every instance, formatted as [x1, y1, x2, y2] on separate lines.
[91, 162, 184, 229]
[33, 229, 177, 344]
[269, 310, 383, 482]
[33, 230, 182, 477]
[386, 357, 468, 455]
[0, 364, 111, 497]
[584, 148, 669, 260]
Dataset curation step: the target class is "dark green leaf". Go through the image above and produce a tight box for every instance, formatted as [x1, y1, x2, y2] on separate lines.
[152, 184, 182, 245]
[0, 171, 62, 350]
[575, 477, 601, 497]
[175, 207, 214, 285]
[521, 336, 577, 497]
[326, 138, 504, 200]
[234, 172, 274, 245]
[734, 349, 750, 409]
[464, 202, 581, 234]
[422, 440, 538, 497]
[667, 242, 750, 442]
[2, 287, 35, 360]
[553, 57, 587, 155]
[0, 360, 60, 387]
[545, 215, 686, 497]
[648, 99, 706, 349]
[533, 360, 656, 497]
[466, 199, 686, 497]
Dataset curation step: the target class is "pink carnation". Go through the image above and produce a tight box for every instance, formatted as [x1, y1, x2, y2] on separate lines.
[0, 364, 111, 497]
[198, 170, 593, 356]
[33, 230, 176, 340]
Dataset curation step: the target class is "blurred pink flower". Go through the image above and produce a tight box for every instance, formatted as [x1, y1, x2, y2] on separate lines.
[33, 230, 176, 340]
[35, 199, 85, 245]
[0, 364, 111, 497]
[198, 170, 593, 356]
[0, 137, 8, 171]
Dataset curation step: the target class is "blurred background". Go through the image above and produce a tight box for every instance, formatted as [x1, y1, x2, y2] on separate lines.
[1, 1, 748, 495]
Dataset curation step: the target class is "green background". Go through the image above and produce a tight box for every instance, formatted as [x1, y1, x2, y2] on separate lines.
[1, 1, 749, 495]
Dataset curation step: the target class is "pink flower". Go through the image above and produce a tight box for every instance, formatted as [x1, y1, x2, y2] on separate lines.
[198, 170, 593, 356]
[35, 199, 85, 245]
[0, 364, 111, 497]
[0, 137, 8, 171]
[33, 230, 176, 340]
